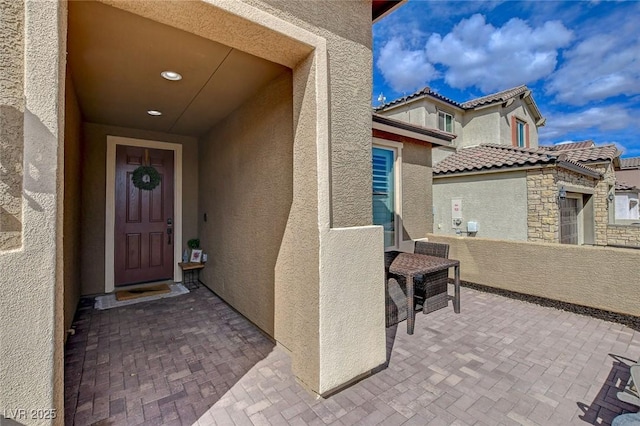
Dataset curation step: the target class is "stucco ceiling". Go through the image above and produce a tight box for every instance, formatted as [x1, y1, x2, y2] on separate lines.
[67, 1, 289, 137]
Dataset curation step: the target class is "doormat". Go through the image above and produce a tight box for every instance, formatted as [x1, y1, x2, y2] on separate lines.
[116, 283, 171, 301]
[94, 283, 189, 310]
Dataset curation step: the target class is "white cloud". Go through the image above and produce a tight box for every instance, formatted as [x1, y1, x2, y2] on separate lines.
[546, 33, 640, 105]
[376, 38, 438, 93]
[425, 14, 573, 92]
[539, 105, 635, 140]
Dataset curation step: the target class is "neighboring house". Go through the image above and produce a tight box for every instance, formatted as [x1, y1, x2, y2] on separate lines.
[614, 182, 640, 222]
[431, 142, 619, 245]
[617, 157, 640, 189]
[1, 0, 417, 418]
[375, 85, 546, 163]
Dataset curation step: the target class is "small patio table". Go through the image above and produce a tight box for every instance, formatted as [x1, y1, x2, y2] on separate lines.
[387, 252, 460, 335]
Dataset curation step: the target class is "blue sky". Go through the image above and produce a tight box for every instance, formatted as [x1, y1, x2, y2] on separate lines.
[373, 1, 640, 158]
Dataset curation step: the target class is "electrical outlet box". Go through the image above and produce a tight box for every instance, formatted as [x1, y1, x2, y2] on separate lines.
[467, 221, 478, 233]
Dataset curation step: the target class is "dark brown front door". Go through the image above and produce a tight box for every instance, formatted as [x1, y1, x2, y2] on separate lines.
[115, 145, 174, 286]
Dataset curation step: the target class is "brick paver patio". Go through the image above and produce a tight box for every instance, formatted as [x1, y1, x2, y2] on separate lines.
[65, 285, 640, 425]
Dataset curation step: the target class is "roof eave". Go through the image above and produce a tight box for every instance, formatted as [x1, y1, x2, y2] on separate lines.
[372, 0, 406, 23]
[372, 114, 455, 146]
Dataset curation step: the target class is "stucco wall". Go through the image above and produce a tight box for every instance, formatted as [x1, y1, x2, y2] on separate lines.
[461, 105, 501, 148]
[0, 0, 65, 422]
[616, 168, 640, 189]
[63, 69, 82, 335]
[80, 123, 198, 295]
[400, 142, 433, 241]
[433, 171, 529, 240]
[198, 72, 293, 338]
[0, 0, 24, 250]
[246, 0, 372, 229]
[499, 99, 539, 148]
[427, 234, 640, 317]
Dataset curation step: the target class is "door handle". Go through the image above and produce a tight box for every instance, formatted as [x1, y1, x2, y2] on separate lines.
[167, 227, 172, 244]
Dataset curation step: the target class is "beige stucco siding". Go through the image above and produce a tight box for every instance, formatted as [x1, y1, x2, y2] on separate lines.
[462, 104, 501, 147]
[616, 169, 640, 189]
[433, 171, 529, 240]
[198, 71, 293, 339]
[427, 234, 640, 317]
[0, 0, 65, 421]
[237, 0, 373, 229]
[500, 99, 539, 148]
[80, 123, 198, 295]
[401, 142, 433, 241]
[0, 0, 24, 250]
[63, 70, 82, 335]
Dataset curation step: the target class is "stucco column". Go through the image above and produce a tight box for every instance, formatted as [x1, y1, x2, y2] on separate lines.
[0, 0, 24, 250]
[0, 1, 65, 424]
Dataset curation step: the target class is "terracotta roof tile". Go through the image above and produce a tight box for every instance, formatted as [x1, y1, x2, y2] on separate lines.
[620, 157, 640, 169]
[561, 144, 620, 162]
[434, 144, 603, 176]
[460, 85, 528, 109]
[539, 141, 595, 151]
[433, 144, 555, 175]
[374, 87, 462, 111]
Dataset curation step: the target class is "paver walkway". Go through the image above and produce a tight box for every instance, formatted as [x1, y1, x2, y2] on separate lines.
[65, 285, 640, 425]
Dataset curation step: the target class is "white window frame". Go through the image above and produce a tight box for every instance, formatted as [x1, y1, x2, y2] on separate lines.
[438, 110, 454, 133]
[372, 139, 403, 251]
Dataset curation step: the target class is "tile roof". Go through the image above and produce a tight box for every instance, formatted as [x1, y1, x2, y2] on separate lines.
[376, 84, 544, 124]
[616, 181, 638, 191]
[460, 85, 528, 109]
[374, 87, 462, 111]
[433, 144, 555, 175]
[560, 144, 620, 163]
[434, 144, 602, 176]
[620, 157, 640, 169]
[539, 141, 595, 151]
[539, 142, 620, 164]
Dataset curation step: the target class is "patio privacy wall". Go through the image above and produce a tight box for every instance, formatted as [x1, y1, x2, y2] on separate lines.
[427, 234, 640, 317]
[79, 123, 199, 295]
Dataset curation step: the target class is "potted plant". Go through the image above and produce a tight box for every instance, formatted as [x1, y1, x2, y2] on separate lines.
[184, 238, 200, 263]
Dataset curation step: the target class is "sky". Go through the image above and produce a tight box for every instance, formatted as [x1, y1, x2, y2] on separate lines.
[373, 0, 640, 158]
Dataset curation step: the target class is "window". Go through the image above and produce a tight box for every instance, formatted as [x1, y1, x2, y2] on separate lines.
[372, 146, 399, 249]
[438, 111, 454, 133]
[511, 116, 529, 148]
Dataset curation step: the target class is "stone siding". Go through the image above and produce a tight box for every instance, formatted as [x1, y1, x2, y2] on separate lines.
[606, 224, 640, 248]
[526, 166, 601, 244]
[526, 168, 559, 242]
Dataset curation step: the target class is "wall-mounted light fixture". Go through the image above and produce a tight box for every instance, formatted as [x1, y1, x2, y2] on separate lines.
[608, 193, 615, 202]
[558, 186, 567, 201]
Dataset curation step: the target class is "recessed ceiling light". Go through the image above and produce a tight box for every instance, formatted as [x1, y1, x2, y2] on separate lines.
[161, 71, 182, 81]
[147, 110, 162, 116]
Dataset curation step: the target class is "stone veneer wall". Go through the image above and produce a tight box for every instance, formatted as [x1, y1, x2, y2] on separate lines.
[591, 163, 616, 245]
[526, 166, 602, 243]
[527, 168, 559, 242]
[606, 225, 640, 248]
